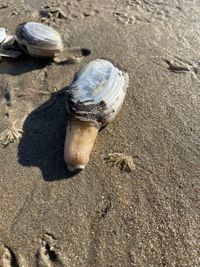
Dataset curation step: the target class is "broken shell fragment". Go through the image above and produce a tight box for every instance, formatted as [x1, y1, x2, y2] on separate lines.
[15, 21, 64, 58]
[0, 27, 22, 58]
[64, 58, 129, 172]
[0, 28, 21, 58]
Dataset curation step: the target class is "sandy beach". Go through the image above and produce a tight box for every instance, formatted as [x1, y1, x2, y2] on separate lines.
[0, 0, 199, 266]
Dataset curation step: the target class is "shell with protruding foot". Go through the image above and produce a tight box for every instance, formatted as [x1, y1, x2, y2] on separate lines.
[64, 58, 129, 172]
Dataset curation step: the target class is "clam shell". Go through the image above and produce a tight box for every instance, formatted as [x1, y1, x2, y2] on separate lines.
[2, 35, 16, 48]
[0, 29, 21, 58]
[15, 22, 64, 58]
[66, 59, 129, 126]
[0, 27, 6, 43]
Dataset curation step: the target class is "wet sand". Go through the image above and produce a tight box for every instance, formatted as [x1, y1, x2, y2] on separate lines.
[0, 0, 199, 266]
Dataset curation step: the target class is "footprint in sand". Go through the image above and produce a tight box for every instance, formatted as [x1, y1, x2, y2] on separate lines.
[36, 233, 64, 267]
[0, 243, 27, 267]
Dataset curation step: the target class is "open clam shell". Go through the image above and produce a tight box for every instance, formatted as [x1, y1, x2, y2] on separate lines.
[64, 58, 129, 172]
[15, 22, 64, 58]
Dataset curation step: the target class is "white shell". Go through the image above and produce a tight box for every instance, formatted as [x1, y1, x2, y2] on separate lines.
[0, 48, 21, 58]
[66, 59, 129, 125]
[0, 28, 21, 58]
[0, 27, 6, 43]
[15, 22, 64, 58]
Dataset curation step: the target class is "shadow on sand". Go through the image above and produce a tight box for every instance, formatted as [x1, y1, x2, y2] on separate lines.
[0, 48, 91, 75]
[17, 89, 77, 181]
[0, 53, 52, 76]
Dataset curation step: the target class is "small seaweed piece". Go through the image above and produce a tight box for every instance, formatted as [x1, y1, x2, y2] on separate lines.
[104, 152, 136, 172]
[0, 120, 23, 147]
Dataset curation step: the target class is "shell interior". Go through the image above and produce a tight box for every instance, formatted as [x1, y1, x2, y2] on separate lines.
[15, 22, 63, 56]
[66, 59, 129, 125]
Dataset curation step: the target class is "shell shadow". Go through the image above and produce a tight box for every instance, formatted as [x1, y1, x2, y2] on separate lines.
[17, 88, 77, 181]
[0, 53, 51, 76]
[0, 48, 91, 76]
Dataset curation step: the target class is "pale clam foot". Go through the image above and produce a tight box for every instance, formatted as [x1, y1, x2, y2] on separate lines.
[64, 120, 99, 172]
